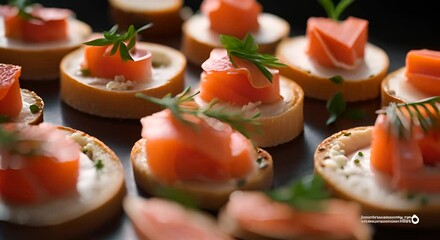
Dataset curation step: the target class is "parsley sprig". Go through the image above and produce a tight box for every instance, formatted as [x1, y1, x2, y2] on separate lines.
[319, 0, 354, 21]
[135, 87, 261, 138]
[8, 0, 34, 19]
[220, 34, 286, 82]
[267, 174, 330, 212]
[83, 24, 152, 62]
[377, 96, 440, 139]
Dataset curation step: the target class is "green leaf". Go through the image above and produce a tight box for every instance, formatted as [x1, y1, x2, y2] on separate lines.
[29, 104, 39, 114]
[318, 0, 354, 21]
[220, 34, 286, 82]
[326, 91, 346, 124]
[267, 174, 330, 212]
[329, 75, 344, 85]
[8, 0, 35, 20]
[154, 187, 198, 209]
[94, 159, 104, 171]
[82, 24, 152, 62]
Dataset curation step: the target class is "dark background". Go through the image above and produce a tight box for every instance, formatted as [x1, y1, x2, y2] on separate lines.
[1, 0, 439, 239]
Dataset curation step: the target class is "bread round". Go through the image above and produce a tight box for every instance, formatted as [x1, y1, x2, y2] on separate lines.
[109, 0, 183, 37]
[0, 126, 126, 239]
[0, 19, 92, 80]
[381, 67, 433, 107]
[5, 88, 44, 125]
[314, 126, 440, 228]
[60, 42, 185, 119]
[182, 13, 290, 66]
[276, 36, 389, 102]
[130, 138, 273, 210]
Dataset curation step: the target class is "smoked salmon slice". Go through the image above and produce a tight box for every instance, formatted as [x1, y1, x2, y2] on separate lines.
[370, 111, 440, 193]
[220, 191, 370, 239]
[82, 45, 152, 82]
[307, 17, 368, 69]
[0, 123, 80, 204]
[199, 49, 281, 105]
[0, 6, 71, 42]
[124, 196, 232, 240]
[201, 0, 261, 38]
[141, 109, 257, 184]
[0, 63, 22, 118]
[405, 49, 440, 95]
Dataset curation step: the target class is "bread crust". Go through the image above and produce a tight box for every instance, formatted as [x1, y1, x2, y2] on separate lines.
[0, 126, 126, 239]
[314, 126, 440, 228]
[276, 36, 389, 102]
[130, 138, 273, 210]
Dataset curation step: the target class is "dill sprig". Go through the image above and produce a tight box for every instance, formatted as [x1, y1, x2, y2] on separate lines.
[220, 34, 286, 82]
[318, 0, 354, 21]
[135, 87, 261, 138]
[267, 174, 330, 212]
[8, 0, 35, 20]
[83, 24, 152, 62]
[377, 96, 440, 139]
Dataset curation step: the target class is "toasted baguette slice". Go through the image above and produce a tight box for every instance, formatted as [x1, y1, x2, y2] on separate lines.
[0, 19, 92, 80]
[131, 138, 273, 210]
[314, 127, 440, 228]
[381, 67, 433, 106]
[0, 126, 126, 239]
[182, 13, 290, 66]
[109, 0, 184, 37]
[276, 36, 389, 102]
[60, 42, 185, 119]
[4, 89, 44, 125]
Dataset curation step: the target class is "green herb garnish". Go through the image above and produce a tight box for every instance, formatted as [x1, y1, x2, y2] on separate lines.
[8, 0, 34, 20]
[154, 187, 198, 209]
[0, 115, 10, 124]
[329, 75, 344, 85]
[94, 159, 104, 171]
[83, 24, 152, 62]
[135, 87, 260, 138]
[267, 174, 330, 212]
[357, 151, 364, 157]
[29, 104, 39, 114]
[318, 0, 354, 21]
[376, 96, 440, 139]
[326, 92, 346, 125]
[220, 34, 286, 82]
[354, 159, 360, 165]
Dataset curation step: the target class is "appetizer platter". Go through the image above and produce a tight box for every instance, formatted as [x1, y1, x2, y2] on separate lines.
[1, 0, 439, 239]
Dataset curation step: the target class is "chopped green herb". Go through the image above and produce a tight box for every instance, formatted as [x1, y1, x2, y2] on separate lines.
[154, 187, 198, 209]
[136, 87, 261, 139]
[318, 0, 354, 21]
[357, 151, 364, 157]
[82, 148, 88, 154]
[0, 115, 10, 124]
[267, 174, 330, 212]
[83, 24, 152, 62]
[29, 104, 39, 114]
[420, 196, 429, 206]
[80, 68, 91, 76]
[329, 75, 344, 85]
[94, 159, 104, 171]
[220, 34, 286, 82]
[326, 92, 346, 125]
[354, 159, 360, 165]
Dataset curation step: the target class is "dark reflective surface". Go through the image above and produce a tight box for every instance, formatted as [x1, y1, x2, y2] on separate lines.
[2, 0, 440, 239]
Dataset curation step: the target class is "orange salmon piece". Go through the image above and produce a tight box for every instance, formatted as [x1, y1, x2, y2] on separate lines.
[82, 45, 152, 82]
[0, 63, 22, 118]
[0, 168, 39, 203]
[201, 0, 261, 38]
[142, 110, 257, 184]
[405, 49, 440, 95]
[307, 17, 368, 69]
[370, 114, 395, 176]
